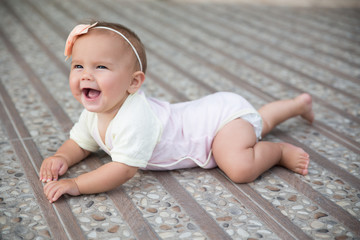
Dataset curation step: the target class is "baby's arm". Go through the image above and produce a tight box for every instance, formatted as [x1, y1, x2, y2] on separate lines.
[44, 162, 138, 203]
[40, 139, 90, 182]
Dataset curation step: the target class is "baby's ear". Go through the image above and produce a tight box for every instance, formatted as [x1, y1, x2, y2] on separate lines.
[128, 71, 145, 94]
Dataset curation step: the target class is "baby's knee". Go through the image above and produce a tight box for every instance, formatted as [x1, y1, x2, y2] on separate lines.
[227, 173, 258, 184]
[223, 163, 257, 184]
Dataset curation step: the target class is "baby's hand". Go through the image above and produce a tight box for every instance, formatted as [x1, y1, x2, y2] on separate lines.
[44, 178, 80, 203]
[40, 155, 69, 182]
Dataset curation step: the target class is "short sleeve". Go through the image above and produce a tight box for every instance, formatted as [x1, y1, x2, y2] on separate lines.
[109, 93, 162, 168]
[70, 110, 99, 152]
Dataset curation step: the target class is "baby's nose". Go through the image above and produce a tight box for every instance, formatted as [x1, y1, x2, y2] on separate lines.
[81, 70, 93, 81]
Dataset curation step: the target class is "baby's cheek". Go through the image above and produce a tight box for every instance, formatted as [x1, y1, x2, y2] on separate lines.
[68, 81, 81, 99]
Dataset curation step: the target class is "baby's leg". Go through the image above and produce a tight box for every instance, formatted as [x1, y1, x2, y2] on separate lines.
[212, 119, 309, 183]
[259, 93, 314, 137]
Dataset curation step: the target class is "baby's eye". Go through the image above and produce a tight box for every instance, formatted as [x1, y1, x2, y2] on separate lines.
[73, 65, 83, 69]
[97, 65, 108, 69]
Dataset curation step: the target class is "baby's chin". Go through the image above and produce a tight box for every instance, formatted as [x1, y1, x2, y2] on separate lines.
[80, 97, 103, 113]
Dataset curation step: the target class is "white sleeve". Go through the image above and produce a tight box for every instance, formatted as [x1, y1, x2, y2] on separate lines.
[109, 93, 162, 168]
[69, 110, 99, 152]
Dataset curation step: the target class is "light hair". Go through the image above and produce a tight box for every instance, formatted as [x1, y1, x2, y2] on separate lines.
[91, 21, 147, 73]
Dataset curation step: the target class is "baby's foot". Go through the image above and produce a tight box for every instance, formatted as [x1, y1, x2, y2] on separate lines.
[278, 143, 309, 175]
[295, 93, 314, 123]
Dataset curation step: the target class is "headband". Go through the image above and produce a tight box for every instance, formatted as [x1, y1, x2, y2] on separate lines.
[64, 22, 143, 72]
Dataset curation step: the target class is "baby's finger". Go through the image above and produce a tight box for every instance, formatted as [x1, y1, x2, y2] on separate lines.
[39, 161, 47, 180]
[43, 182, 52, 201]
[40, 161, 50, 182]
[51, 162, 61, 181]
[58, 164, 68, 177]
[45, 163, 55, 182]
[39, 166, 45, 181]
[51, 188, 65, 203]
[43, 181, 54, 195]
[44, 182, 58, 202]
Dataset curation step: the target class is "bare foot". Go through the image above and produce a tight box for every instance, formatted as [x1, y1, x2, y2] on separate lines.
[295, 93, 314, 123]
[278, 143, 309, 175]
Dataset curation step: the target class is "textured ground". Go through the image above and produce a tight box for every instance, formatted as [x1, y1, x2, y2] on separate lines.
[0, 0, 359, 239]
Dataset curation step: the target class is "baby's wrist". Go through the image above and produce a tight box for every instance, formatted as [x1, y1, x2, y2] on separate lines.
[53, 153, 70, 166]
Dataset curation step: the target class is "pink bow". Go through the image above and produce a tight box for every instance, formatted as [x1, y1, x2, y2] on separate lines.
[64, 22, 98, 61]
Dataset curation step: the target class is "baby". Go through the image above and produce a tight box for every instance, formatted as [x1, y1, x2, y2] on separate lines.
[40, 21, 314, 203]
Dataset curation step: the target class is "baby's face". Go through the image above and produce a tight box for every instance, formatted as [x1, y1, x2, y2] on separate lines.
[69, 30, 136, 117]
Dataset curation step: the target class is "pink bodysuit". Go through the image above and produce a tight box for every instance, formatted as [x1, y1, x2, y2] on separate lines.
[145, 91, 262, 170]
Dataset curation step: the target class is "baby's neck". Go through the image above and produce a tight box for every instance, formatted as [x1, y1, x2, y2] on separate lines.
[97, 112, 117, 144]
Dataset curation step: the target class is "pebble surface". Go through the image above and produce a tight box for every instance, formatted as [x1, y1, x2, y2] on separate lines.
[0, 143, 51, 239]
[1, 0, 359, 239]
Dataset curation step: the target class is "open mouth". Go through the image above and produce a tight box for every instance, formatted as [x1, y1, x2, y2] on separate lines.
[82, 88, 101, 99]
